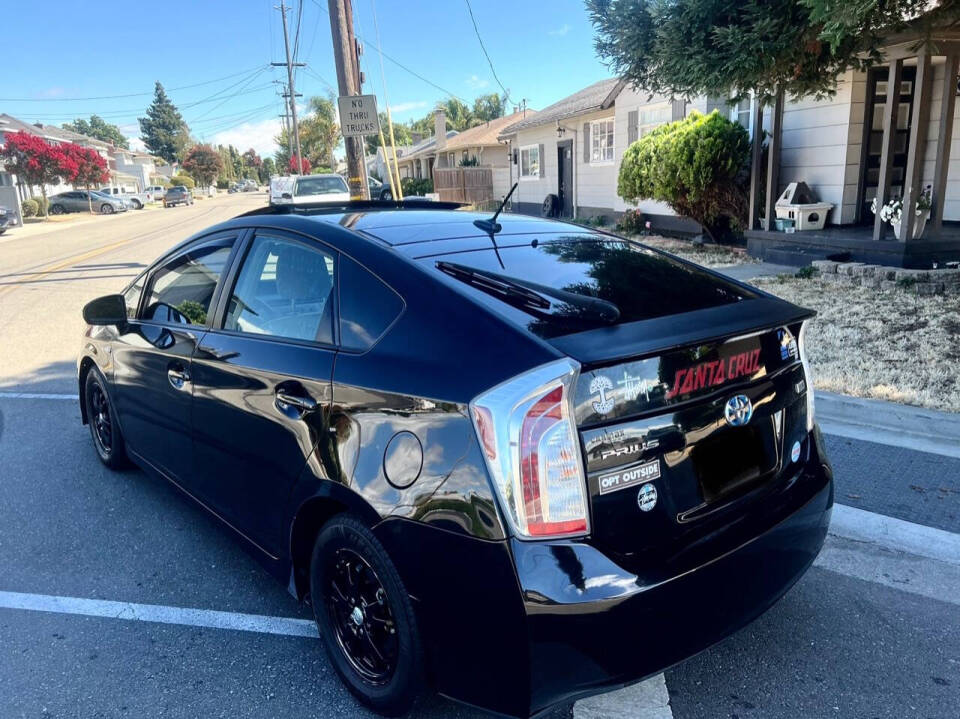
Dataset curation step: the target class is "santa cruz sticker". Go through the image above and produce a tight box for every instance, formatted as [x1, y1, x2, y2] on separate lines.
[637, 483, 658, 512]
[597, 459, 661, 495]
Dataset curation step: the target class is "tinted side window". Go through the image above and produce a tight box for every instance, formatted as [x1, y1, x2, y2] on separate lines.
[339, 255, 403, 352]
[143, 239, 234, 325]
[223, 234, 336, 344]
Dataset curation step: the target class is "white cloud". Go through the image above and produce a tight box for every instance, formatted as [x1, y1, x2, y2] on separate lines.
[548, 23, 570, 36]
[210, 117, 283, 157]
[37, 87, 65, 98]
[466, 74, 489, 90]
[387, 100, 428, 115]
[128, 137, 147, 152]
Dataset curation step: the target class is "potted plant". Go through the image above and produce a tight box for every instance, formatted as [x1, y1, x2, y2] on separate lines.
[871, 185, 932, 239]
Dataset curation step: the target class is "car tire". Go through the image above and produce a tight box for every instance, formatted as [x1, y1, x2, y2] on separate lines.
[131, 199, 143, 210]
[84, 368, 130, 469]
[310, 515, 426, 717]
[380, 188, 393, 201]
[100, 204, 114, 215]
[50, 204, 65, 215]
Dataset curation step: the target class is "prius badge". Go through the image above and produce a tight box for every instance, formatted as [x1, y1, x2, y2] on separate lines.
[724, 394, 753, 427]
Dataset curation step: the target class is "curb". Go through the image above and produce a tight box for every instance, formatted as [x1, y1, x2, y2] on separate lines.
[829, 504, 960, 566]
[817, 391, 960, 459]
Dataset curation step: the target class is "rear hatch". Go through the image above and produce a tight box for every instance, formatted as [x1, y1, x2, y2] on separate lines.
[420, 234, 815, 561]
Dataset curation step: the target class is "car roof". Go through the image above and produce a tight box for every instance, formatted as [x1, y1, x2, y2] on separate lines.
[236, 203, 595, 257]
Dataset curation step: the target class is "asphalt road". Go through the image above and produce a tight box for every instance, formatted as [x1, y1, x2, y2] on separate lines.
[0, 197, 957, 718]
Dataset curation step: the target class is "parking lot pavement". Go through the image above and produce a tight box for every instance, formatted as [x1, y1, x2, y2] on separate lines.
[1, 198, 958, 718]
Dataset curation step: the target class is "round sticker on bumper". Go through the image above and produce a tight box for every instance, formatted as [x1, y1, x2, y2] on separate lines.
[791, 440, 802, 463]
[637, 482, 658, 512]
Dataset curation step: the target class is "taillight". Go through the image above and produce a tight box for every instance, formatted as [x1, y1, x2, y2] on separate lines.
[798, 321, 816, 431]
[470, 359, 589, 539]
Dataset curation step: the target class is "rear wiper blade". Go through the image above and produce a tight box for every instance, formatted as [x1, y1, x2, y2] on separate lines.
[436, 261, 620, 324]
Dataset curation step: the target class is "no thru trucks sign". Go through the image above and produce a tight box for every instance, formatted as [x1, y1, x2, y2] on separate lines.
[337, 95, 380, 138]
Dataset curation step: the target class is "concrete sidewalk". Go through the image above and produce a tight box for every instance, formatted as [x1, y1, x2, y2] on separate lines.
[817, 390, 960, 460]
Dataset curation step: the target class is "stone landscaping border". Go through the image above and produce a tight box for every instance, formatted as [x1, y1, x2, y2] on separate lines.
[811, 260, 960, 295]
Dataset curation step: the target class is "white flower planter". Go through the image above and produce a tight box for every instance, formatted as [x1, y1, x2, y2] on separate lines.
[893, 210, 930, 240]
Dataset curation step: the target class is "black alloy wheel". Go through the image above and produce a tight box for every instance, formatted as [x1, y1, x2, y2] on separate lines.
[100, 203, 114, 215]
[50, 204, 65, 215]
[310, 516, 425, 716]
[84, 369, 128, 469]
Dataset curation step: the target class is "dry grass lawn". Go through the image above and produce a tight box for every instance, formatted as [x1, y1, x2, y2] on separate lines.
[635, 235, 758, 268]
[754, 275, 960, 412]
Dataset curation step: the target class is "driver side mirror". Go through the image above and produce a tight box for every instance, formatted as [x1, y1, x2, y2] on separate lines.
[83, 294, 126, 326]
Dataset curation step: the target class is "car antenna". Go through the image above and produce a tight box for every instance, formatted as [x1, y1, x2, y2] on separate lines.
[473, 182, 518, 236]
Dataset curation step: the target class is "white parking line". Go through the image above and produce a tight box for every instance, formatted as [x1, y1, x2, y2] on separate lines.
[0, 590, 318, 638]
[0, 391, 77, 400]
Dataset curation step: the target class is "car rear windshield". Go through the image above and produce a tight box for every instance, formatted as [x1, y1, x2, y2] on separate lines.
[294, 176, 348, 196]
[425, 237, 757, 339]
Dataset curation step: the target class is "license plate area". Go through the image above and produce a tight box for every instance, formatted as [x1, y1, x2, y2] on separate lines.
[692, 422, 778, 504]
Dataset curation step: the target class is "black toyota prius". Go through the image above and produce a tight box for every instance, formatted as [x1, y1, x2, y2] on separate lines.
[78, 200, 832, 717]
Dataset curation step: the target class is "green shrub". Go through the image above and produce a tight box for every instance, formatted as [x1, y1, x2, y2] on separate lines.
[616, 208, 646, 235]
[36, 197, 49, 216]
[401, 177, 433, 196]
[618, 110, 750, 243]
[795, 266, 818, 279]
[216, 179, 229, 190]
[21, 199, 38, 218]
[170, 174, 195, 189]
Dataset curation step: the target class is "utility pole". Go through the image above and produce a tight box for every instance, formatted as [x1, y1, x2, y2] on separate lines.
[274, 1, 305, 174]
[328, 0, 369, 199]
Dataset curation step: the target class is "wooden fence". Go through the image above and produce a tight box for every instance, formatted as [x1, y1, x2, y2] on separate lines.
[433, 166, 494, 205]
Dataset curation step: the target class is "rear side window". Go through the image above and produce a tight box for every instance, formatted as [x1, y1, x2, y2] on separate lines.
[143, 239, 234, 325]
[425, 238, 756, 339]
[338, 255, 403, 352]
[223, 234, 336, 345]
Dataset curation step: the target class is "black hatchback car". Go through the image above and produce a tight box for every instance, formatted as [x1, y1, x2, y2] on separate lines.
[78, 202, 832, 717]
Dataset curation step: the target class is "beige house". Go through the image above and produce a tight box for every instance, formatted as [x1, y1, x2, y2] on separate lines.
[498, 79, 699, 231]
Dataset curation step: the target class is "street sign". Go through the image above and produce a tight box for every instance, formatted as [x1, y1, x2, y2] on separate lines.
[338, 95, 380, 137]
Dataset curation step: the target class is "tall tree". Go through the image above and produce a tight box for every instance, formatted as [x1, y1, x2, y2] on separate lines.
[138, 82, 191, 163]
[182, 144, 223, 188]
[260, 157, 276, 184]
[275, 95, 340, 171]
[365, 112, 414, 154]
[241, 148, 262, 180]
[0, 131, 72, 217]
[587, 0, 870, 101]
[63, 115, 130, 149]
[472, 93, 506, 123]
[216, 144, 236, 182]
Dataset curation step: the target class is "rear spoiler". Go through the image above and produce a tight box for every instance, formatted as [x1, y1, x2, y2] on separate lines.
[548, 297, 816, 366]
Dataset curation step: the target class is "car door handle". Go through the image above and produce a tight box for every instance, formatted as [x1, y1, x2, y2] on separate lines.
[167, 366, 191, 390]
[275, 390, 317, 414]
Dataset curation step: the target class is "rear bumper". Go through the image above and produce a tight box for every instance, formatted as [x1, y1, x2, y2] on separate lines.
[517, 430, 832, 714]
[377, 428, 832, 718]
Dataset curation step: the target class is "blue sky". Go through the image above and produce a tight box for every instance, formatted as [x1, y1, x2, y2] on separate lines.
[3, 0, 610, 158]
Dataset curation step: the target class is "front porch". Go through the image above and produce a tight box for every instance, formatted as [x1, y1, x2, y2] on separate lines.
[746, 223, 960, 268]
[745, 19, 960, 268]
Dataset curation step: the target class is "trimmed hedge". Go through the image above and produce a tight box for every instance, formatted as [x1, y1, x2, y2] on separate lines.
[618, 110, 750, 242]
[170, 174, 195, 189]
[21, 199, 38, 217]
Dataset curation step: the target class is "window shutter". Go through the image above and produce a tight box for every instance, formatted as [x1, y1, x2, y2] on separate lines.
[627, 110, 638, 145]
[583, 123, 591, 162]
[538, 144, 545, 177]
[671, 100, 686, 121]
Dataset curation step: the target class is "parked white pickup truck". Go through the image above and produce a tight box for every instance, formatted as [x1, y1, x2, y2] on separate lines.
[98, 187, 149, 209]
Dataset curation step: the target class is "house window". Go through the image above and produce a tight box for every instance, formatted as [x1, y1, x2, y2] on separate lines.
[590, 118, 614, 163]
[730, 95, 755, 138]
[519, 144, 540, 179]
[638, 105, 672, 137]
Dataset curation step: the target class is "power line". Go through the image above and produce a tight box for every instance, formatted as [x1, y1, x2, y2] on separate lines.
[0, 65, 269, 102]
[463, 0, 512, 103]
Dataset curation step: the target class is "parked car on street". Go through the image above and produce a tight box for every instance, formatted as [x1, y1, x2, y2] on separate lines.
[0, 206, 12, 235]
[163, 186, 193, 208]
[99, 186, 148, 209]
[288, 174, 350, 205]
[144, 185, 167, 202]
[49, 190, 128, 215]
[368, 175, 394, 201]
[269, 175, 294, 204]
[77, 202, 831, 718]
